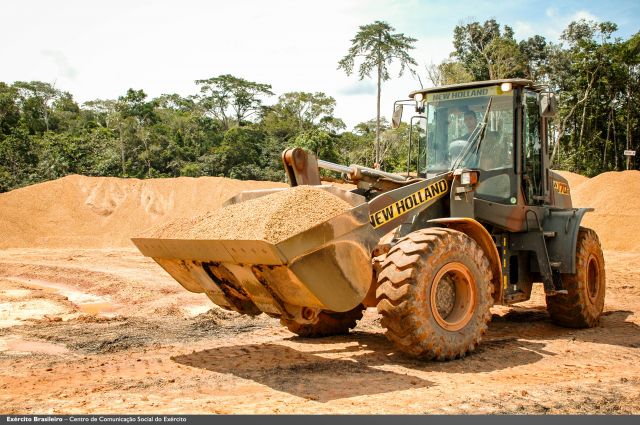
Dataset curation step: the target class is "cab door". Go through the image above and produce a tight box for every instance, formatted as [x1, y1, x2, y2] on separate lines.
[522, 90, 546, 205]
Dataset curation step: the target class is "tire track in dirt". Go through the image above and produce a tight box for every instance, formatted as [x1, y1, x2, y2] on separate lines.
[0, 248, 639, 414]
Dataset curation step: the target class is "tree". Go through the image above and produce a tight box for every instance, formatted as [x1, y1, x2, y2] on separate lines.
[194, 74, 273, 130]
[486, 36, 527, 79]
[0, 126, 38, 191]
[452, 19, 527, 81]
[263, 91, 345, 136]
[293, 129, 339, 163]
[426, 60, 474, 86]
[548, 20, 618, 169]
[115, 89, 159, 177]
[519, 35, 550, 81]
[0, 83, 20, 136]
[12, 81, 60, 134]
[338, 21, 417, 166]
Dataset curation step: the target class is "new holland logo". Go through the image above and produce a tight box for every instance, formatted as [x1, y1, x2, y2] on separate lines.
[369, 179, 449, 228]
[553, 181, 570, 195]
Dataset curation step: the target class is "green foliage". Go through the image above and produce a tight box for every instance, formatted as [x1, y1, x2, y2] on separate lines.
[441, 18, 638, 174]
[0, 83, 20, 134]
[338, 20, 417, 164]
[0, 127, 39, 190]
[427, 60, 475, 86]
[293, 129, 339, 163]
[194, 74, 273, 130]
[451, 19, 532, 81]
[0, 18, 637, 193]
[338, 21, 417, 82]
[545, 20, 637, 174]
[519, 35, 549, 81]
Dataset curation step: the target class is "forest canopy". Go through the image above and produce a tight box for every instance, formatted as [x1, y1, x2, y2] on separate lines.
[0, 18, 638, 192]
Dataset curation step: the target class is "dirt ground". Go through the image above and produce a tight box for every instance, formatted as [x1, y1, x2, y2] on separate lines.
[0, 247, 638, 414]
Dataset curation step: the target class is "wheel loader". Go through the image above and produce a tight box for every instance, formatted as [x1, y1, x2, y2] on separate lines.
[132, 78, 606, 360]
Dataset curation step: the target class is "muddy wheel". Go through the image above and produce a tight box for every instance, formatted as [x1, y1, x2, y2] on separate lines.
[376, 228, 494, 360]
[281, 304, 365, 338]
[546, 227, 605, 328]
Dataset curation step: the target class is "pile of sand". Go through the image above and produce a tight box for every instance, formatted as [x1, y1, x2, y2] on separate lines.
[145, 186, 352, 243]
[553, 170, 590, 190]
[1, 170, 637, 252]
[0, 175, 285, 249]
[571, 170, 640, 252]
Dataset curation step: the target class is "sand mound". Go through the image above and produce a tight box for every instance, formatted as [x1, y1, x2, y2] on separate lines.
[147, 186, 352, 243]
[0, 175, 285, 248]
[553, 170, 589, 190]
[2, 170, 638, 252]
[571, 170, 640, 252]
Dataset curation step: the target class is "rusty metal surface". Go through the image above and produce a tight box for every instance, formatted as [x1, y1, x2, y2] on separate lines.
[131, 185, 378, 315]
[132, 238, 286, 264]
[548, 170, 573, 209]
[282, 148, 322, 186]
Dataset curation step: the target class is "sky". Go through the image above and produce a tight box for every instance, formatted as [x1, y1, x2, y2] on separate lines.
[2, 0, 638, 129]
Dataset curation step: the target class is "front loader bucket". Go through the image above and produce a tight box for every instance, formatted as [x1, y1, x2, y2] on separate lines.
[132, 186, 378, 320]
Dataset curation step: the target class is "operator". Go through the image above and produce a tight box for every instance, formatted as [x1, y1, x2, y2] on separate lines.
[461, 110, 478, 141]
[448, 109, 479, 167]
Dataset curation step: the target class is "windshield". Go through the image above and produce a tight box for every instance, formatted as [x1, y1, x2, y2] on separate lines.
[417, 86, 514, 175]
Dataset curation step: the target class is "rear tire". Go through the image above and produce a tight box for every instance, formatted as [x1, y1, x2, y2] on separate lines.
[281, 305, 365, 338]
[546, 227, 605, 328]
[376, 228, 494, 360]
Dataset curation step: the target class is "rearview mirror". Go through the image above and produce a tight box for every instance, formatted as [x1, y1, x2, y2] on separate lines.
[539, 92, 557, 118]
[391, 104, 403, 129]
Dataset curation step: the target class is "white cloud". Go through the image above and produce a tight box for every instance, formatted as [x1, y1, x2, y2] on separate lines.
[538, 7, 601, 41]
[339, 81, 377, 96]
[41, 50, 78, 81]
[2, 0, 424, 128]
[2, 1, 615, 130]
[513, 21, 535, 39]
[572, 10, 600, 23]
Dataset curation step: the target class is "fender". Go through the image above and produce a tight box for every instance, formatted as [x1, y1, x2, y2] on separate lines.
[429, 217, 503, 304]
[544, 207, 594, 274]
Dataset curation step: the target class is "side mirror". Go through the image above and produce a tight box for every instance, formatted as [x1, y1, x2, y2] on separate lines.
[539, 92, 557, 118]
[391, 104, 403, 129]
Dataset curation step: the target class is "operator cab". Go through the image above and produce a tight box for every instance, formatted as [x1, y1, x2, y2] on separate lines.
[394, 79, 557, 230]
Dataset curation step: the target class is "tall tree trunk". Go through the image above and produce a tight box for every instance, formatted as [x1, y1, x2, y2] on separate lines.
[603, 103, 612, 168]
[550, 68, 599, 164]
[119, 123, 125, 176]
[578, 101, 588, 147]
[376, 61, 382, 166]
[613, 112, 619, 170]
[43, 109, 50, 132]
[144, 135, 151, 177]
[626, 78, 632, 170]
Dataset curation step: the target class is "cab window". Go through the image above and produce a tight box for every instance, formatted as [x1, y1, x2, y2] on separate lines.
[523, 90, 543, 204]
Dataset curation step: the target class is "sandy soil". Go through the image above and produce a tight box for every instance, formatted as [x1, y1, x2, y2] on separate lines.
[0, 248, 638, 414]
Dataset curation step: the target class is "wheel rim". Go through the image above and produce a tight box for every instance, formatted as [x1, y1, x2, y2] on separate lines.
[430, 262, 477, 331]
[586, 254, 600, 302]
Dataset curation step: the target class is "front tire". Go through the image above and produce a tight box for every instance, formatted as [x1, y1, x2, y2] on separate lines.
[376, 228, 494, 360]
[546, 227, 605, 328]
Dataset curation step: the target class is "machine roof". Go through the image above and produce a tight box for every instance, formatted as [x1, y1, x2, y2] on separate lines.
[409, 78, 535, 98]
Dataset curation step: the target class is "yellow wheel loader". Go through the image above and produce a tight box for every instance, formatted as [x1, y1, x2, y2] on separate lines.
[132, 79, 606, 360]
